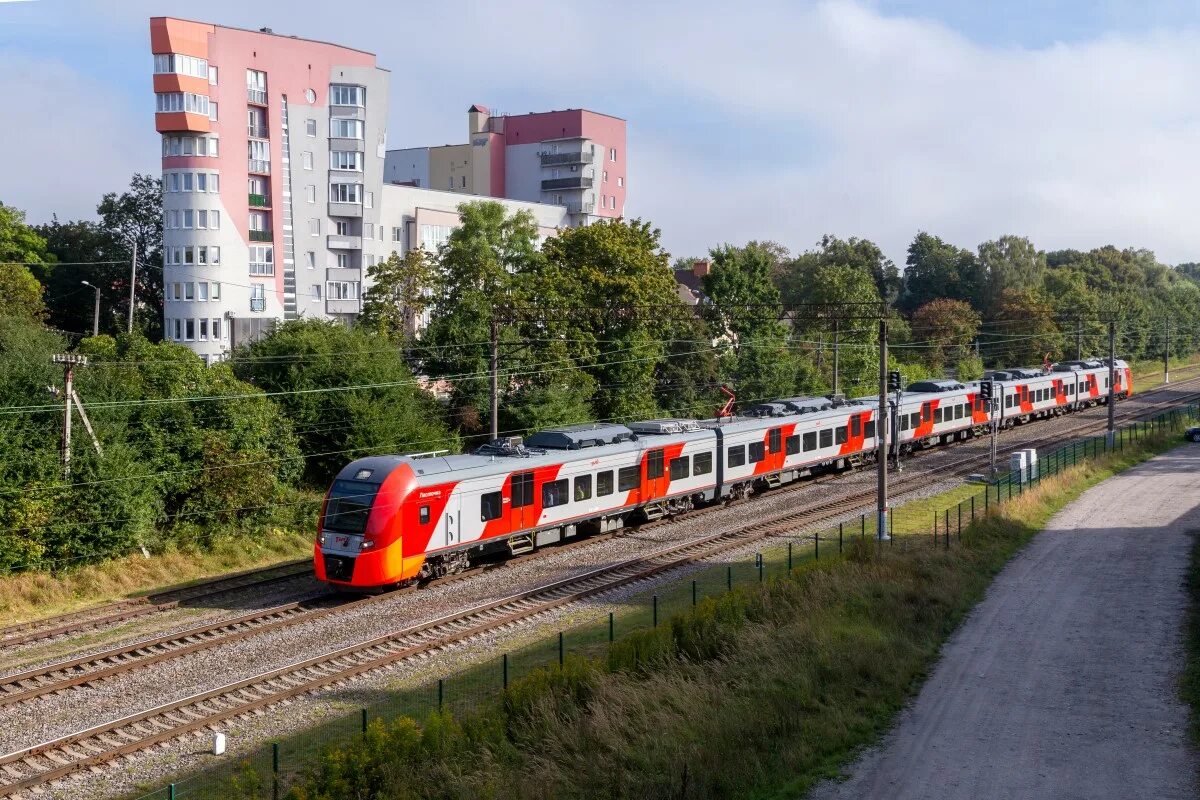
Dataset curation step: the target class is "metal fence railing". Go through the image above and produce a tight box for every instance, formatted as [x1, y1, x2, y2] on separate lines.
[126, 403, 1200, 800]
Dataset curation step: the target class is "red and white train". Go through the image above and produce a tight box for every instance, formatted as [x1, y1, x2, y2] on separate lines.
[315, 358, 1131, 588]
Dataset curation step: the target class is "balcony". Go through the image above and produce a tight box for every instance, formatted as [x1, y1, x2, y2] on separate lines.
[249, 262, 275, 276]
[248, 193, 270, 208]
[327, 234, 362, 250]
[249, 230, 273, 242]
[539, 151, 590, 166]
[542, 177, 593, 191]
[248, 159, 270, 175]
[250, 297, 265, 312]
[247, 87, 267, 105]
[565, 201, 595, 215]
[247, 123, 269, 138]
[326, 298, 359, 315]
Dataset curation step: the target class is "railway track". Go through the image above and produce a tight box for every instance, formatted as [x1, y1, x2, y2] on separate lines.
[0, 560, 312, 651]
[2, 390, 1196, 797]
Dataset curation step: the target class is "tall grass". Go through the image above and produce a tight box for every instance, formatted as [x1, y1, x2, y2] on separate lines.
[280, 435, 1178, 800]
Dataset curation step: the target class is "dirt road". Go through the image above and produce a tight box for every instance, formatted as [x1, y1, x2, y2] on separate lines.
[811, 446, 1200, 800]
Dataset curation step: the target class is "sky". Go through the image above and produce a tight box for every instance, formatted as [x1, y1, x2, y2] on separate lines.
[1, 0, 1199, 267]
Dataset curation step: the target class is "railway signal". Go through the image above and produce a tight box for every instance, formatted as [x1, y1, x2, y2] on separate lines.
[980, 380, 993, 402]
[887, 370, 902, 393]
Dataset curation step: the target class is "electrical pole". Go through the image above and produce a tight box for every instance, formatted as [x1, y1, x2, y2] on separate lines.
[1164, 317, 1170, 384]
[832, 317, 840, 397]
[82, 281, 100, 337]
[1075, 318, 1082, 361]
[489, 310, 500, 441]
[877, 316, 889, 540]
[1107, 321, 1116, 446]
[127, 240, 138, 334]
[52, 354, 89, 478]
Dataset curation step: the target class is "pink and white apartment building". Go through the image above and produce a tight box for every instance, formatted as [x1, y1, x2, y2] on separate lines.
[151, 18, 627, 360]
[385, 105, 627, 223]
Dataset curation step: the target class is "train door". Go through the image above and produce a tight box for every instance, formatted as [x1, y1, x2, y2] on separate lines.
[442, 496, 461, 548]
[510, 471, 536, 532]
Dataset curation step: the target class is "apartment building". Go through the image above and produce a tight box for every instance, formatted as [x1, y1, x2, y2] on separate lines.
[151, 17, 389, 360]
[385, 105, 627, 223]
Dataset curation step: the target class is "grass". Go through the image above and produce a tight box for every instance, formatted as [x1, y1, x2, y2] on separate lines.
[1184, 528, 1200, 747]
[0, 528, 313, 628]
[1132, 351, 1200, 389]
[223, 425, 1185, 800]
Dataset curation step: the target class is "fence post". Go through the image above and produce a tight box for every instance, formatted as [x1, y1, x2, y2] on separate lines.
[727, 565, 733, 591]
[438, 678, 444, 710]
[839, 523, 844, 553]
[608, 611, 614, 643]
[985, 484, 989, 513]
[957, 504, 962, 539]
[272, 741, 280, 800]
[971, 494, 975, 521]
[653, 594, 659, 627]
[945, 509, 950, 549]
[168, 785, 175, 800]
[889, 506, 894, 539]
[361, 708, 368, 735]
[861, 513, 866, 540]
[559, 631, 564, 666]
[503, 653, 508, 690]
[692, 579, 698, 606]
[787, 542, 793, 571]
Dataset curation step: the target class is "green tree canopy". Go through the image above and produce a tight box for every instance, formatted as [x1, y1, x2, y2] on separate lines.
[358, 249, 436, 344]
[909, 298, 981, 371]
[900, 232, 976, 312]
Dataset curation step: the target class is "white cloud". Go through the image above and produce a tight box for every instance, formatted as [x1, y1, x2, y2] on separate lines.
[0, 50, 157, 224]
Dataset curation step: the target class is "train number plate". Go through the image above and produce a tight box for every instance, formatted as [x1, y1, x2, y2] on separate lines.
[335, 535, 350, 548]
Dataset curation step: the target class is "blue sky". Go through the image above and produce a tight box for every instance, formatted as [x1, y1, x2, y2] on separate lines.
[1, 0, 1198, 265]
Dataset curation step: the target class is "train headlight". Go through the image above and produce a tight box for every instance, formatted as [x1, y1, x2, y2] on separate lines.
[318, 534, 327, 547]
[360, 539, 374, 550]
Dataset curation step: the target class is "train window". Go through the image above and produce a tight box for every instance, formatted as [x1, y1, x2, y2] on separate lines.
[900, 415, 909, 431]
[934, 408, 943, 424]
[803, 431, 817, 452]
[574, 475, 592, 501]
[768, 428, 782, 454]
[835, 426, 847, 445]
[819, 428, 832, 449]
[480, 491, 503, 522]
[748, 442, 764, 463]
[543, 479, 569, 508]
[1005, 395, 1013, 408]
[669, 456, 690, 480]
[728, 445, 746, 467]
[618, 465, 640, 492]
[694, 452, 713, 475]
[647, 449, 665, 480]
[922, 405, 932, 423]
[597, 470, 614, 496]
[955, 404, 964, 420]
[511, 472, 535, 508]
[323, 480, 379, 534]
[864, 420, 876, 439]
[850, 416, 861, 437]
[785, 435, 800, 455]
[910, 412, 919, 428]
[419, 505, 431, 525]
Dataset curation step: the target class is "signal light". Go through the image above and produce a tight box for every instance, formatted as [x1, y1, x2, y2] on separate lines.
[980, 381, 994, 401]
[887, 371, 902, 393]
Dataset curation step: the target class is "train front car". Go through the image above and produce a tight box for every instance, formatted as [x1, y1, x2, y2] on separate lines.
[315, 456, 416, 589]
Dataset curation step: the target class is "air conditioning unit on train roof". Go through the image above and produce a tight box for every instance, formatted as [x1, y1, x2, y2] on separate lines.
[744, 403, 790, 418]
[627, 418, 702, 434]
[905, 379, 966, 393]
[523, 423, 637, 450]
[774, 396, 834, 414]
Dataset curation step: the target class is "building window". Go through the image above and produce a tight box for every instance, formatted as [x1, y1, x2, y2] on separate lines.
[617, 176, 624, 187]
[196, 210, 207, 229]
[169, 173, 179, 192]
[251, 283, 265, 300]
[249, 245, 274, 275]
[610, 196, 616, 209]
[328, 281, 359, 300]
[212, 318, 221, 339]
[312, 284, 322, 300]
[460, 175, 467, 188]
[305, 251, 315, 268]
[329, 85, 365, 106]
[185, 318, 195, 341]
[305, 119, 316, 136]
[173, 318, 181, 340]
[391, 227, 402, 242]
[209, 173, 219, 191]
[330, 151, 362, 171]
[335, 221, 349, 236]
[302, 151, 313, 170]
[182, 173, 193, 191]
[610, 147, 617, 161]
[198, 282, 208, 301]
[208, 102, 218, 121]
[208, 65, 218, 85]
[199, 318, 208, 340]
[365, 191, 373, 209]
[154, 53, 208, 78]
[330, 118, 364, 139]
[210, 210, 220, 229]
[603, 170, 608, 182]
[248, 210, 268, 232]
[309, 218, 320, 236]
[196, 173, 207, 192]
[155, 92, 209, 116]
[363, 223, 374, 238]
[335, 252, 349, 269]
[329, 183, 363, 204]
[305, 185, 316, 203]
[212, 282, 221, 299]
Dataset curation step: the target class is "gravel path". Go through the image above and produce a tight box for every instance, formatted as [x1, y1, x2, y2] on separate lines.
[811, 445, 1200, 800]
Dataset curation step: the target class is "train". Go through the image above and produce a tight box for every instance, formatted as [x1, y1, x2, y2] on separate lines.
[314, 358, 1132, 589]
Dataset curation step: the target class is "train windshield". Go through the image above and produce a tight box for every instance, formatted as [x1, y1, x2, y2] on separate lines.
[323, 480, 380, 534]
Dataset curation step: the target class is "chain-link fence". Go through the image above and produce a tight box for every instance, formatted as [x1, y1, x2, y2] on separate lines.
[126, 403, 1200, 800]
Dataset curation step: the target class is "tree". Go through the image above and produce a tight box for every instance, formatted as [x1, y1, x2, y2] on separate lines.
[96, 174, 164, 338]
[358, 249, 436, 343]
[780, 235, 901, 307]
[234, 320, 454, 484]
[539, 219, 680, 421]
[0, 203, 49, 265]
[974, 236, 1046, 313]
[909, 299, 981, 371]
[420, 201, 543, 434]
[0, 264, 45, 322]
[899, 232, 976, 312]
[34, 217, 124, 335]
[986, 288, 1060, 366]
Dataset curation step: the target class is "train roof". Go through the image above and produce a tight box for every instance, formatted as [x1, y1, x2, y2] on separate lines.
[524, 423, 636, 450]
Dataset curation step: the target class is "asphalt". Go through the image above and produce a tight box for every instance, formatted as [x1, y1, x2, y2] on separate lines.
[810, 445, 1200, 800]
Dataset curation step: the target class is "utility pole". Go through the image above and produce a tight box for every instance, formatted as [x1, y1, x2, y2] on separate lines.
[1164, 317, 1170, 384]
[832, 317, 840, 397]
[489, 310, 500, 441]
[127, 240, 138, 334]
[1075, 318, 1082, 361]
[82, 281, 100, 337]
[52, 354, 101, 478]
[1107, 321, 1116, 446]
[877, 316, 889, 540]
